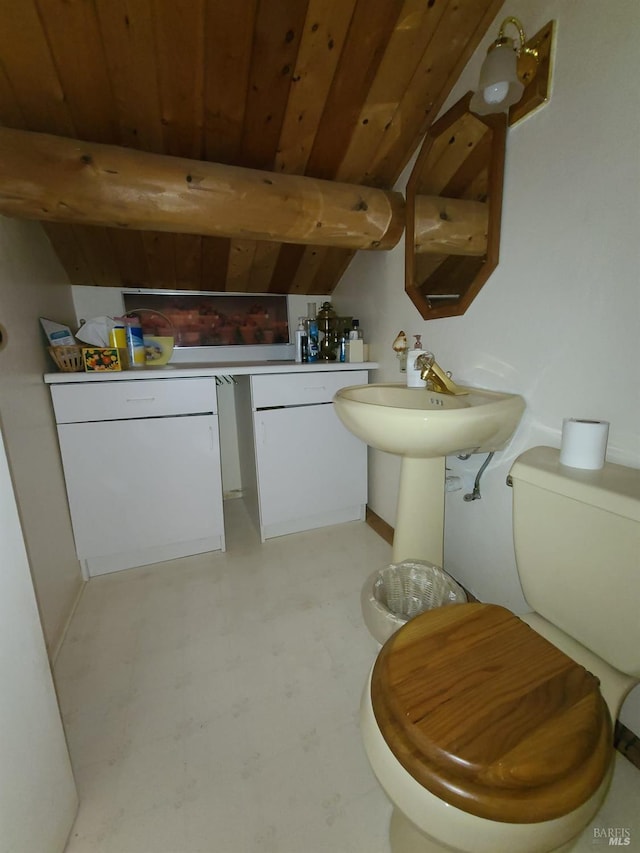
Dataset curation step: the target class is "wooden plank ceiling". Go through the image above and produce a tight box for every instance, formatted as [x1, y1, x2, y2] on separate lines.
[0, 0, 503, 294]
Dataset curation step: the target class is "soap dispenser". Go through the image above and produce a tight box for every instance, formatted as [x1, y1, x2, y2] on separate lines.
[406, 334, 428, 388]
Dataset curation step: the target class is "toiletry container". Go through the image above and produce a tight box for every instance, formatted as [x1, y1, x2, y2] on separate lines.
[124, 315, 146, 368]
[295, 318, 308, 363]
[306, 303, 319, 363]
[339, 328, 349, 363]
[109, 320, 129, 368]
[347, 319, 365, 363]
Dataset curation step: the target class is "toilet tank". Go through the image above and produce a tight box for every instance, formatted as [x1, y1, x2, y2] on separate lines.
[509, 446, 640, 678]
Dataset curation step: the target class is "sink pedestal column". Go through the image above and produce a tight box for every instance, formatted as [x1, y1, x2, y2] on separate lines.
[392, 456, 445, 567]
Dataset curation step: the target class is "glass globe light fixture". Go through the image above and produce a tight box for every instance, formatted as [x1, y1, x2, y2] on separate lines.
[469, 17, 540, 116]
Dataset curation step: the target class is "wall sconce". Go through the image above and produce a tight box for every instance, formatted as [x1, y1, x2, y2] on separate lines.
[469, 17, 555, 125]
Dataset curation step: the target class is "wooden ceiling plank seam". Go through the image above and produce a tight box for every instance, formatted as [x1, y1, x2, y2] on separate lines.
[153, 0, 206, 160]
[261, 0, 357, 298]
[141, 231, 177, 290]
[202, 0, 257, 166]
[108, 229, 152, 289]
[309, 247, 354, 295]
[289, 0, 405, 293]
[275, 0, 357, 177]
[287, 243, 329, 294]
[335, 0, 448, 185]
[230, 0, 309, 293]
[200, 236, 230, 293]
[388, 0, 504, 186]
[287, 245, 327, 294]
[35, 0, 120, 144]
[268, 244, 307, 295]
[361, 0, 469, 186]
[249, 241, 281, 293]
[226, 239, 258, 293]
[42, 223, 94, 286]
[304, 0, 406, 181]
[0, 62, 28, 130]
[364, 0, 504, 188]
[174, 233, 202, 291]
[202, 0, 258, 291]
[73, 225, 122, 288]
[0, 0, 76, 137]
[238, 0, 309, 171]
[94, 0, 165, 154]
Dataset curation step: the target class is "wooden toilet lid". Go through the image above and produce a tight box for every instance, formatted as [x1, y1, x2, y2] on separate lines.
[371, 602, 612, 824]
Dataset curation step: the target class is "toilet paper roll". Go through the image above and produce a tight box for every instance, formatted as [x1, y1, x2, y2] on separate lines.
[559, 418, 609, 470]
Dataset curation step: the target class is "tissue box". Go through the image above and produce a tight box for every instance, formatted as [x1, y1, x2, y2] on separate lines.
[82, 348, 122, 372]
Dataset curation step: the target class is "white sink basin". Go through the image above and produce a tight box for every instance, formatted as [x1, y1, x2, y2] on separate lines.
[333, 382, 525, 459]
[334, 382, 525, 566]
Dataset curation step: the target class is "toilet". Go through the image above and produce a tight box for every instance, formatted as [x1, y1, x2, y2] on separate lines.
[361, 446, 640, 853]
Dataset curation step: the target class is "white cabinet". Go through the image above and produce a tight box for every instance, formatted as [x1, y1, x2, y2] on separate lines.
[237, 370, 368, 541]
[51, 378, 225, 577]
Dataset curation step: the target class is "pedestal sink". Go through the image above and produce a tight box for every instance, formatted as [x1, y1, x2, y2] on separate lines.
[333, 382, 525, 566]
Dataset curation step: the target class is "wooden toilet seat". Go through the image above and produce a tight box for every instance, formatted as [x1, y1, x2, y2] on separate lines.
[371, 602, 612, 824]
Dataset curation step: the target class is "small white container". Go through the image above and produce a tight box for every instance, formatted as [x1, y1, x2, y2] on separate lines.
[406, 349, 428, 387]
[346, 339, 364, 362]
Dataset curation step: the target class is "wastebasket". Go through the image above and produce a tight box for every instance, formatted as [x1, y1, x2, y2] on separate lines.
[361, 559, 467, 645]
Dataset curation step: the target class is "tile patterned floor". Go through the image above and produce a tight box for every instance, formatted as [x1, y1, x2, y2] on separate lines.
[55, 501, 640, 853]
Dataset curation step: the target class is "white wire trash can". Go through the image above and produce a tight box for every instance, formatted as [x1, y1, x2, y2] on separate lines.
[361, 559, 467, 645]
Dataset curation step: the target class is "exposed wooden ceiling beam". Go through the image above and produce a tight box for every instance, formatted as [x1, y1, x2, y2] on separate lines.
[0, 126, 495, 263]
[0, 127, 405, 251]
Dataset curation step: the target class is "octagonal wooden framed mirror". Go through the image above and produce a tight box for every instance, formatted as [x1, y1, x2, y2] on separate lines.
[405, 92, 507, 320]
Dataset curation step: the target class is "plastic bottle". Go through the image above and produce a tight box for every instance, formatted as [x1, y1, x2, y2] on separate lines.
[295, 317, 308, 364]
[124, 315, 146, 368]
[349, 319, 363, 340]
[306, 303, 319, 363]
[109, 319, 129, 368]
[338, 328, 349, 363]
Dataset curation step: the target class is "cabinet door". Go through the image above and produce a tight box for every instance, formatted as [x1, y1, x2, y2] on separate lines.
[57, 414, 224, 572]
[254, 403, 366, 539]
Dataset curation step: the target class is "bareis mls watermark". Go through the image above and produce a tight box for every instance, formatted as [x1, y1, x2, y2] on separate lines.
[592, 827, 632, 846]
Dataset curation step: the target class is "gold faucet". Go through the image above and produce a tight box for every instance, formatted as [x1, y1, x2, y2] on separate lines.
[415, 353, 469, 396]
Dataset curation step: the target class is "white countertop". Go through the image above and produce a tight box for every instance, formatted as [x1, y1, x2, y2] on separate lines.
[44, 361, 378, 384]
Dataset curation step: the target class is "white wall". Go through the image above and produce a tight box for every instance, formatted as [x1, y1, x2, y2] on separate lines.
[333, 0, 640, 730]
[0, 425, 77, 852]
[0, 216, 83, 655]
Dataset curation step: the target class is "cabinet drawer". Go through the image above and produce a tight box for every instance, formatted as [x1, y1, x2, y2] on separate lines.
[251, 370, 367, 409]
[51, 377, 218, 423]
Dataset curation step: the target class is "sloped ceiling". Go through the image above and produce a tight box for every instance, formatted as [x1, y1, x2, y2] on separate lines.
[0, 0, 503, 294]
